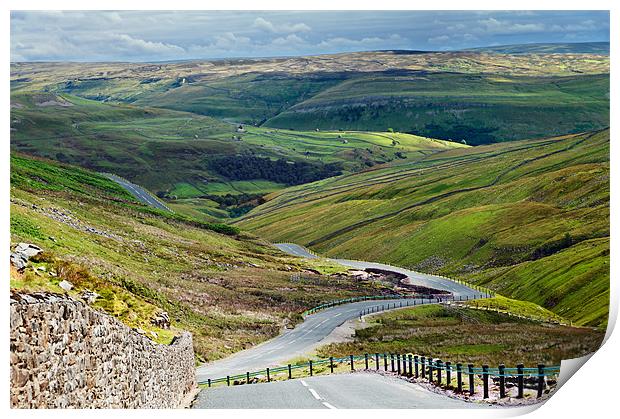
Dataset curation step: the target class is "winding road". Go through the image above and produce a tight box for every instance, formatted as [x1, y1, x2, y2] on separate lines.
[102, 173, 172, 212]
[193, 243, 485, 408]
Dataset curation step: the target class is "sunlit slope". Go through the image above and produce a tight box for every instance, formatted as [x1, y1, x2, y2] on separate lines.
[10, 154, 377, 361]
[239, 130, 610, 327]
[11, 92, 468, 220]
[12, 50, 609, 145]
[265, 73, 609, 144]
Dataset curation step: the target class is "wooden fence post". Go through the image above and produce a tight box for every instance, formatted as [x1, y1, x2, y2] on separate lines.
[537, 364, 545, 398]
[350, 354, 355, 371]
[408, 354, 413, 376]
[329, 358, 334, 374]
[309, 361, 313, 377]
[414, 356, 419, 378]
[446, 362, 451, 387]
[456, 364, 462, 393]
[499, 364, 506, 398]
[428, 357, 434, 382]
[437, 360, 443, 385]
[482, 365, 489, 399]
[227, 375, 230, 386]
[208, 378, 211, 388]
[421, 356, 426, 378]
[397, 354, 401, 374]
[375, 353, 380, 370]
[468, 364, 474, 395]
[391, 354, 395, 372]
[365, 353, 369, 370]
[384, 353, 388, 371]
[267, 368, 271, 382]
[517, 364, 524, 399]
[247, 371, 250, 384]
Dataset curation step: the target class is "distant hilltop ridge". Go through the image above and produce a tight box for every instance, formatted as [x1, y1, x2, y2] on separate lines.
[461, 41, 609, 55]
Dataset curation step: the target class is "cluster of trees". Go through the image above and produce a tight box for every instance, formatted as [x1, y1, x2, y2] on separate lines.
[208, 156, 343, 185]
[419, 123, 499, 145]
[200, 193, 266, 218]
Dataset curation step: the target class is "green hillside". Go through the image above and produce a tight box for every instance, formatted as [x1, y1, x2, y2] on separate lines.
[11, 92, 467, 219]
[239, 130, 610, 328]
[265, 72, 609, 145]
[10, 154, 384, 361]
[11, 50, 609, 146]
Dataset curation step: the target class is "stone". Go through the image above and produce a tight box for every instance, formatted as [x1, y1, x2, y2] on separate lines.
[14, 243, 43, 259]
[150, 311, 170, 329]
[80, 290, 100, 305]
[58, 280, 73, 292]
[10, 253, 28, 270]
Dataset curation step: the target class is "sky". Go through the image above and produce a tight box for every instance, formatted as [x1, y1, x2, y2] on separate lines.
[10, 10, 610, 62]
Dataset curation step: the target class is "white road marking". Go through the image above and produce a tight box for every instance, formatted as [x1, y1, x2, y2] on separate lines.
[309, 389, 322, 400]
[322, 402, 337, 409]
[300, 380, 308, 387]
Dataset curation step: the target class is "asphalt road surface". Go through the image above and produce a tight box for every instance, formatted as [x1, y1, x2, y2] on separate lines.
[103, 173, 172, 212]
[276, 243, 476, 295]
[194, 372, 488, 409]
[195, 243, 482, 383]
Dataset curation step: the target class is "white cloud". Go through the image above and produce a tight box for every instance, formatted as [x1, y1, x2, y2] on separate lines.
[109, 34, 185, 55]
[253, 17, 311, 34]
[317, 34, 406, 50]
[477, 18, 546, 34]
[271, 34, 306, 47]
[550, 20, 598, 32]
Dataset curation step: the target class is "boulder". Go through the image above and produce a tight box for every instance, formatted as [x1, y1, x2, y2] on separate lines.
[150, 311, 170, 329]
[10, 253, 28, 270]
[58, 280, 73, 292]
[80, 290, 100, 304]
[10, 243, 43, 270]
[15, 243, 43, 259]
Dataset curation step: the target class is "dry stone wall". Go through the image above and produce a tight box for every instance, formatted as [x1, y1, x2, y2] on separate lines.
[10, 292, 197, 408]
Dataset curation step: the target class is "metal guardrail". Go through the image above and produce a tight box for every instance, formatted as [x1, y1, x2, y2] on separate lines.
[200, 352, 560, 401]
[357, 293, 490, 318]
[304, 294, 455, 316]
[277, 243, 496, 314]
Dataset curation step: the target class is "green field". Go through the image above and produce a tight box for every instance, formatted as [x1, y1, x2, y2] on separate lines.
[265, 72, 609, 144]
[9, 45, 611, 366]
[239, 130, 610, 328]
[11, 91, 467, 219]
[12, 49, 609, 145]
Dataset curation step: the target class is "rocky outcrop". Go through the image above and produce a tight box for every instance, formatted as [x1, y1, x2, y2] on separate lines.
[10, 243, 42, 270]
[10, 292, 196, 408]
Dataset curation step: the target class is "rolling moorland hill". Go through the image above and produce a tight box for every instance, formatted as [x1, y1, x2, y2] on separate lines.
[11, 45, 609, 145]
[10, 153, 391, 361]
[238, 129, 610, 328]
[464, 41, 610, 54]
[11, 91, 465, 219]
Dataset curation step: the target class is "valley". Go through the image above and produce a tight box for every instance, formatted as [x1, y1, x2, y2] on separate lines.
[9, 42, 610, 406]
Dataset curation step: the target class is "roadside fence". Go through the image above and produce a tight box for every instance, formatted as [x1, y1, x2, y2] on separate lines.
[200, 352, 559, 402]
[357, 293, 490, 319]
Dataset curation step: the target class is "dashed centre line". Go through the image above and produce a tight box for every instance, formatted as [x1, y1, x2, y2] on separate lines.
[309, 388, 322, 400]
[322, 402, 337, 409]
[300, 380, 336, 408]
